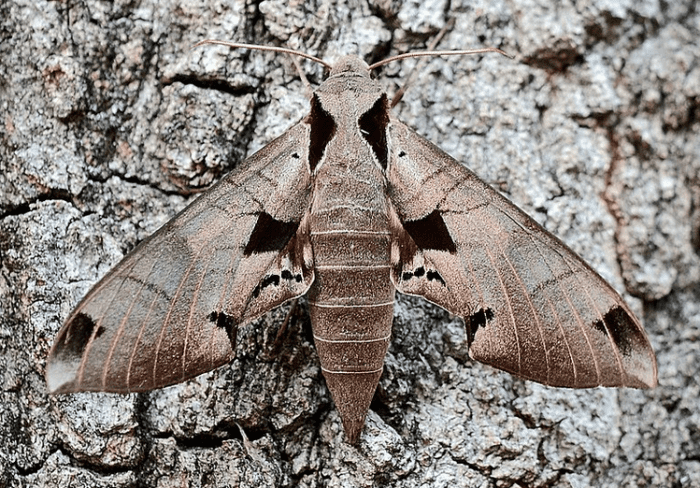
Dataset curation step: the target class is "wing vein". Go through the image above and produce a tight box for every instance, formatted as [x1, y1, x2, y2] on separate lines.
[102, 262, 155, 390]
[181, 243, 212, 382]
[501, 209, 592, 384]
[76, 256, 141, 389]
[480, 241, 523, 373]
[499, 206, 606, 385]
[152, 245, 200, 387]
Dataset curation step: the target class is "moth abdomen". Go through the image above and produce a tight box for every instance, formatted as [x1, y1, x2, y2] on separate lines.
[307, 288, 393, 444]
[306, 207, 395, 443]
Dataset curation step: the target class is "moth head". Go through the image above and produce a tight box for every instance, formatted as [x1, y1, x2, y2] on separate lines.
[328, 56, 371, 79]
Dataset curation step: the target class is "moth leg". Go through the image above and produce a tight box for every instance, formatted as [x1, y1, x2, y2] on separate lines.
[260, 299, 299, 360]
[274, 298, 298, 345]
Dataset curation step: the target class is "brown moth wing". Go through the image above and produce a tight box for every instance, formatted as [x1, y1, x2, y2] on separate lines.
[387, 119, 657, 389]
[46, 122, 314, 394]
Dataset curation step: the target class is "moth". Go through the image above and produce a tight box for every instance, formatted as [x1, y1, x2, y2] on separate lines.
[46, 41, 657, 444]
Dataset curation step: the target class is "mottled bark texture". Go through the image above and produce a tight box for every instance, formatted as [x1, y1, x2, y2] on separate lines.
[1, 0, 698, 486]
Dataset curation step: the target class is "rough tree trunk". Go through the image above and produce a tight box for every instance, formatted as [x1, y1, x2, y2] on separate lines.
[1, 0, 698, 486]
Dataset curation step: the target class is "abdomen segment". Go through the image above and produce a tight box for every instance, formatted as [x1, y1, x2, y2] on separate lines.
[307, 224, 394, 443]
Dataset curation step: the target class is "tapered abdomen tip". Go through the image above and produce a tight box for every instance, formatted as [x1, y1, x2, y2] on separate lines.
[342, 419, 366, 445]
[322, 369, 382, 444]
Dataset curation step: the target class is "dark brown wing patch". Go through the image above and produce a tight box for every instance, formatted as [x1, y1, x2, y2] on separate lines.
[594, 305, 642, 357]
[403, 210, 457, 253]
[54, 313, 104, 363]
[358, 93, 390, 169]
[305, 94, 336, 172]
[244, 212, 300, 256]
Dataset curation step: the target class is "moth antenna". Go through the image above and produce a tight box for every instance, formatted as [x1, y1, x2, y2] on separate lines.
[193, 40, 333, 70]
[290, 56, 314, 99]
[368, 47, 513, 72]
[390, 19, 454, 107]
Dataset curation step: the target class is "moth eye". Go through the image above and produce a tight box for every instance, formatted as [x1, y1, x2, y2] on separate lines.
[402, 210, 457, 254]
[305, 93, 336, 172]
[358, 93, 390, 170]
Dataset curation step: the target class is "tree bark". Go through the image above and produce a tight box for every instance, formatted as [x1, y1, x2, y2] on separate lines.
[1, 0, 697, 486]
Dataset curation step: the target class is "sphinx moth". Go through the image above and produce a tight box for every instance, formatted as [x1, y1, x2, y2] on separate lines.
[46, 43, 657, 444]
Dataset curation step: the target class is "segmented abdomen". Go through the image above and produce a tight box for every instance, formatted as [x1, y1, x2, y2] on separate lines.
[307, 206, 394, 437]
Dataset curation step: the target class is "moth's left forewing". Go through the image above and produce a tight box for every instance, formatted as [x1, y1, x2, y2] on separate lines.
[47, 123, 315, 395]
[386, 118, 657, 389]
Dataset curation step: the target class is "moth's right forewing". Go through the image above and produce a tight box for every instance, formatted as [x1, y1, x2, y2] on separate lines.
[387, 119, 657, 389]
[47, 123, 314, 395]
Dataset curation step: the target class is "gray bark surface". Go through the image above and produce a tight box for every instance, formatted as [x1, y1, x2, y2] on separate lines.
[1, 0, 698, 486]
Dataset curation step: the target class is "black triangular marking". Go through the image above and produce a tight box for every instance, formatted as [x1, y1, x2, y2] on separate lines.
[208, 311, 236, 346]
[358, 94, 390, 169]
[244, 212, 300, 256]
[305, 94, 336, 172]
[403, 210, 457, 253]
